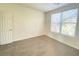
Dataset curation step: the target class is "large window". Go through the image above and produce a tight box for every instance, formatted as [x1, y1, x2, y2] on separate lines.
[51, 9, 78, 36]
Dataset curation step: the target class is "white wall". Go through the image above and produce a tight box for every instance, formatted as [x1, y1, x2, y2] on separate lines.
[0, 4, 45, 45]
[13, 5, 45, 41]
[45, 3, 79, 49]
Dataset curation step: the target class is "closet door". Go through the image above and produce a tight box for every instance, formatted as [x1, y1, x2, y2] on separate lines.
[0, 11, 13, 45]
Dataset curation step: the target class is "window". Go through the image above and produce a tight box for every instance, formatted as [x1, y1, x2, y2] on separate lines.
[51, 13, 61, 33]
[51, 9, 78, 36]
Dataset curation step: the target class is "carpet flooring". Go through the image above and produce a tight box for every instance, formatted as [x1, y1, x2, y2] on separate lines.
[0, 35, 79, 56]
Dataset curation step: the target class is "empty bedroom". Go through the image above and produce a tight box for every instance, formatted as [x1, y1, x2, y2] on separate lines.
[0, 3, 79, 56]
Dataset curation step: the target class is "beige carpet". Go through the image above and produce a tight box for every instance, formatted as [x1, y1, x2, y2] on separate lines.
[0, 35, 79, 56]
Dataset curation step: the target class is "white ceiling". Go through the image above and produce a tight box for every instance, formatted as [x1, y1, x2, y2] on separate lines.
[22, 3, 68, 12]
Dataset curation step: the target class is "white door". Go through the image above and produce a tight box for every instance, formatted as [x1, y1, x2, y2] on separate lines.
[0, 11, 13, 45]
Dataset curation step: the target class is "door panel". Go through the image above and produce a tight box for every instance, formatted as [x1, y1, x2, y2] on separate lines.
[0, 12, 13, 45]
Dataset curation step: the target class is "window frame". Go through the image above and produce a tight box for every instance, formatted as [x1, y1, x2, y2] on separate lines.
[50, 8, 78, 37]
